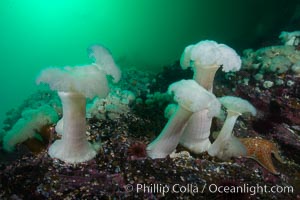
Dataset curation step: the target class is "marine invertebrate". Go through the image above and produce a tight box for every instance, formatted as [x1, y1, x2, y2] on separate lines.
[239, 137, 284, 174]
[22, 124, 55, 154]
[180, 40, 241, 91]
[208, 96, 256, 160]
[37, 45, 121, 163]
[263, 80, 274, 89]
[87, 89, 136, 120]
[1, 89, 61, 132]
[268, 55, 291, 74]
[279, 31, 300, 46]
[88, 44, 121, 83]
[164, 103, 177, 119]
[291, 61, 300, 75]
[118, 68, 155, 97]
[179, 40, 241, 153]
[147, 79, 220, 159]
[127, 142, 147, 159]
[2, 105, 58, 152]
[242, 32, 300, 79]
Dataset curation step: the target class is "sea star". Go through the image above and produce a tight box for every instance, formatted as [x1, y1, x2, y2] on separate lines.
[239, 137, 284, 175]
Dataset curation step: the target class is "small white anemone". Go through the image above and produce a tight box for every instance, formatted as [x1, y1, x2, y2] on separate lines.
[208, 96, 256, 160]
[88, 44, 121, 83]
[279, 31, 300, 46]
[2, 105, 58, 152]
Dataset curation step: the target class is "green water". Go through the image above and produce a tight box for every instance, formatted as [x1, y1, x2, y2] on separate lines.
[0, 0, 297, 127]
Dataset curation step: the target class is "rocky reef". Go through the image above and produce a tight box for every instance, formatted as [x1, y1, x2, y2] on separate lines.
[0, 37, 300, 199]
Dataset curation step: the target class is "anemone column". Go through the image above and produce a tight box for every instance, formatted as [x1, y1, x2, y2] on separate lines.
[48, 92, 96, 163]
[147, 106, 193, 159]
[208, 96, 257, 160]
[147, 79, 220, 159]
[180, 62, 220, 153]
[37, 44, 121, 163]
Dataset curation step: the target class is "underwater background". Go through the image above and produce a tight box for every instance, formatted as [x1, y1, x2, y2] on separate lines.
[1, 1, 300, 199]
[0, 0, 299, 128]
